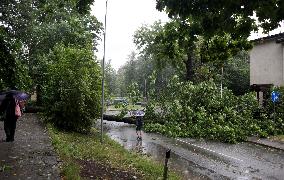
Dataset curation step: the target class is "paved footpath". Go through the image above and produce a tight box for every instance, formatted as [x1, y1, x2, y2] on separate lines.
[0, 113, 60, 180]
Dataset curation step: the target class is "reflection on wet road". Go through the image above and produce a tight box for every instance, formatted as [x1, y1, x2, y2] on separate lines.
[102, 121, 284, 180]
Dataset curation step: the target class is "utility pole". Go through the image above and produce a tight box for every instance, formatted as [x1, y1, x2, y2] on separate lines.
[144, 78, 147, 101]
[101, 0, 108, 143]
[221, 66, 223, 98]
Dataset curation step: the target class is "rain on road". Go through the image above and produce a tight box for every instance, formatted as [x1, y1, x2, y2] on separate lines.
[101, 120, 284, 180]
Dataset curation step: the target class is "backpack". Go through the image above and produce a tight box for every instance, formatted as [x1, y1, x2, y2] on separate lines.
[15, 100, 22, 117]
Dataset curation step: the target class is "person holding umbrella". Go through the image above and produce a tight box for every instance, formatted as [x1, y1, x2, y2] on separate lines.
[0, 91, 28, 142]
[0, 93, 18, 142]
[134, 109, 145, 140]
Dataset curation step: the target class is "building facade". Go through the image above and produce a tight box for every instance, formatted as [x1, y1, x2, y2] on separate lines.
[249, 33, 284, 104]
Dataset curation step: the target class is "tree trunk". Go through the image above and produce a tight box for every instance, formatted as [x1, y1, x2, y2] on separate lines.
[185, 49, 194, 81]
[36, 84, 42, 106]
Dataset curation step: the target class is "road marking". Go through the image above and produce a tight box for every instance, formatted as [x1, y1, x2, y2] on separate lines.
[176, 138, 243, 162]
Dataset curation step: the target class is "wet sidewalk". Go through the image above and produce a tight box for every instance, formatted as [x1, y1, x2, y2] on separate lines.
[0, 113, 60, 180]
[247, 137, 284, 151]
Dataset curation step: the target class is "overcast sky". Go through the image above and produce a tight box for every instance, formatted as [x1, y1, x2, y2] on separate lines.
[91, 0, 168, 70]
[91, 1, 284, 70]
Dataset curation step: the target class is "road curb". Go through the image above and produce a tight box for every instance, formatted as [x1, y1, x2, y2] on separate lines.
[247, 137, 284, 151]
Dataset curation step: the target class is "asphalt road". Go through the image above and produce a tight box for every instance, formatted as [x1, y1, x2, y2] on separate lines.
[102, 120, 284, 180]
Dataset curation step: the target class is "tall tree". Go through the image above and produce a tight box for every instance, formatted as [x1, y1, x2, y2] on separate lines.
[123, 52, 138, 89]
[1, 0, 103, 132]
[154, 0, 283, 81]
[0, 28, 17, 89]
[156, 0, 283, 35]
[0, 0, 101, 91]
[104, 59, 117, 96]
[133, 22, 177, 96]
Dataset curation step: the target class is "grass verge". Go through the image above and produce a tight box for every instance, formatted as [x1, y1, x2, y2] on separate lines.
[270, 135, 284, 142]
[47, 124, 181, 180]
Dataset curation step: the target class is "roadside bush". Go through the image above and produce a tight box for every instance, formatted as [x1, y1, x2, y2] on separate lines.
[127, 82, 141, 106]
[42, 44, 101, 133]
[144, 76, 263, 143]
[258, 86, 284, 135]
[115, 102, 128, 119]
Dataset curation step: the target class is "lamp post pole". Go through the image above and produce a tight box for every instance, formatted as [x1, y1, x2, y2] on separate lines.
[101, 0, 108, 143]
[221, 66, 223, 98]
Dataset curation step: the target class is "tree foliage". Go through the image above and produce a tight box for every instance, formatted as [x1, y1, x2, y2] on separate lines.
[223, 51, 250, 95]
[104, 59, 117, 97]
[0, 0, 102, 91]
[134, 21, 180, 73]
[127, 82, 141, 105]
[43, 44, 101, 133]
[0, 25, 31, 91]
[0, 0, 103, 132]
[133, 19, 252, 83]
[116, 47, 176, 100]
[152, 0, 283, 82]
[156, 0, 283, 35]
[144, 76, 284, 143]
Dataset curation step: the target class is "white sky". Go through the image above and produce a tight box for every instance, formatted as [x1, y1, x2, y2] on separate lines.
[91, 0, 168, 70]
[91, 1, 284, 70]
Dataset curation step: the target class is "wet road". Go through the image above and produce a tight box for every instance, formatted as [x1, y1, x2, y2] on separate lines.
[102, 121, 284, 180]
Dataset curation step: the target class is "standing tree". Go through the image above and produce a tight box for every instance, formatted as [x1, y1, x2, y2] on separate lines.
[104, 59, 117, 96]
[1, 0, 103, 132]
[43, 44, 101, 133]
[133, 22, 178, 95]
[0, 0, 102, 101]
[156, 0, 283, 35]
[116, 51, 138, 97]
[154, 0, 283, 82]
[127, 82, 141, 106]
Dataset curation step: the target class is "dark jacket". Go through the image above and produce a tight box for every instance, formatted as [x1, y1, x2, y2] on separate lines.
[0, 94, 16, 119]
[136, 116, 143, 127]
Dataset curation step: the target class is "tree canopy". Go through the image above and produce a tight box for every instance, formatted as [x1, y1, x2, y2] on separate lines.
[0, 0, 103, 132]
[151, 0, 284, 82]
[156, 0, 284, 36]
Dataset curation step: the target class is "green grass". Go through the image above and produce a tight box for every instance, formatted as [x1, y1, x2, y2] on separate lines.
[47, 125, 181, 180]
[61, 159, 81, 180]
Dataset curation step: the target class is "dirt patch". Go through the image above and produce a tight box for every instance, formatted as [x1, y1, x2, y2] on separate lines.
[77, 159, 142, 180]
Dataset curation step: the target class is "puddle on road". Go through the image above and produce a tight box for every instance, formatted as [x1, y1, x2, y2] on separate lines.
[101, 120, 284, 180]
[103, 121, 214, 180]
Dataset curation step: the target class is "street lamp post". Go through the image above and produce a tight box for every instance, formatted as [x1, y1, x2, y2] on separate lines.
[221, 66, 223, 98]
[101, 0, 108, 143]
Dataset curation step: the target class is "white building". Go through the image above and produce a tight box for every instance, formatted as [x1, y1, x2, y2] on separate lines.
[249, 33, 284, 103]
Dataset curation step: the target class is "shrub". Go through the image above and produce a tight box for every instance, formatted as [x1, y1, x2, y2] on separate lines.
[42, 44, 101, 133]
[258, 86, 284, 135]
